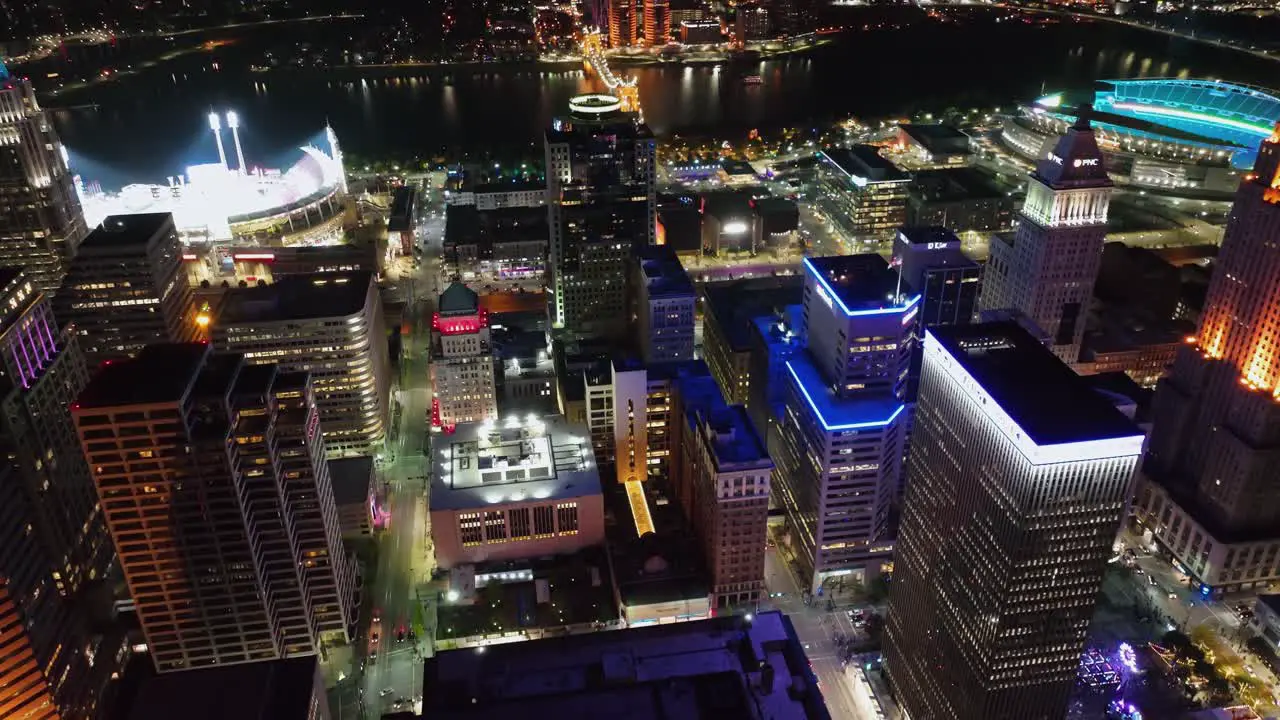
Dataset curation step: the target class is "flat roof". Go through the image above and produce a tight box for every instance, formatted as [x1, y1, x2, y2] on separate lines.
[786, 354, 904, 431]
[927, 322, 1143, 449]
[469, 180, 546, 194]
[700, 405, 771, 470]
[329, 456, 375, 505]
[910, 167, 1006, 201]
[702, 277, 803, 351]
[804, 255, 915, 314]
[126, 656, 320, 720]
[896, 227, 980, 272]
[423, 611, 828, 720]
[429, 415, 601, 511]
[76, 343, 210, 409]
[819, 145, 908, 184]
[899, 123, 972, 152]
[83, 213, 173, 251]
[637, 247, 694, 299]
[719, 158, 756, 176]
[216, 271, 372, 325]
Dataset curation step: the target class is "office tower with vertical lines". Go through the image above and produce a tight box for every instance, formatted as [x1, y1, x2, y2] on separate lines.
[73, 344, 353, 672]
[980, 113, 1113, 364]
[884, 322, 1142, 720]
[0, 267, 111, 595]
[55, 212, 195, 365]
[0, 444, 122, 720]
[0, 268, 122, 719]
[772, 255, 918, 592]
[545, 96, 655, 339]
[0, 65, 87, 293]
[1136, 124, 1280, 595]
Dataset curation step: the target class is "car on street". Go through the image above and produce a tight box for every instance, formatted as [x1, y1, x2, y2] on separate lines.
[379, 688, 394, 697]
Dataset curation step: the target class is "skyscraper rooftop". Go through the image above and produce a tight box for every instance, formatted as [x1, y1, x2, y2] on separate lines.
[927, 322, 1142, 447]
[803, 255, 917, 315]
[76, 343, 210, 408]
[217, 271, 373, 324]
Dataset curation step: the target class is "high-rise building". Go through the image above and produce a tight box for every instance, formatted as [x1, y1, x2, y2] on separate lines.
[0, 268, 124, 720]
[545, 95, 656, 338]
[816, 146, 910, 242]
[73, 344, 355, 672]
[607, 0, 641, 47]
[733, 2, 770, 44]
[773, 255, 917, 591]
[980, 112, 1113, 364]
[55, 212, 196, 365]
[0, 441, 123, 720]
[0, 66, 87, 293]
[1136, 124, 1280, 595]
[430, 282, 497, 429]
[212, 271, 390, 457]
[893, 226, 982, 408]
[643, 0, 670, 45]
[884, 322, 1142, 720]
[632, 246, 695, 365]
[0, 267, 111, 595]
[675, 391, 772, 609]
[892, 227, 982, 328]
[701, 276, 803, 405]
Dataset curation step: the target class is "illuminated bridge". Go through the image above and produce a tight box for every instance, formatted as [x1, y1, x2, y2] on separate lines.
[580, 29, 641, 116]
[1003, 78, 1280, 195]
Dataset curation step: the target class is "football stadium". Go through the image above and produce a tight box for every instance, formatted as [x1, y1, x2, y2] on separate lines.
[1002, 78, 1280, 196]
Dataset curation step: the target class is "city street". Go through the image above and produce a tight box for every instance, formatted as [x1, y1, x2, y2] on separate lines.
[333, 180, 446, 719]
[762, 544, 890, 720]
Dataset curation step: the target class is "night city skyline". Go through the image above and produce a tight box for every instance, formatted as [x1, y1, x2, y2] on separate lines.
[1, 1, 1280, 719]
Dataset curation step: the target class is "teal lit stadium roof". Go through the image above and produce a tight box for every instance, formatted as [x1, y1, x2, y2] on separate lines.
[1032, 79, 1280, 168]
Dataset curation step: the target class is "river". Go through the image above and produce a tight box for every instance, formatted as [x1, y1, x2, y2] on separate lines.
[46, 8, 1280, 190]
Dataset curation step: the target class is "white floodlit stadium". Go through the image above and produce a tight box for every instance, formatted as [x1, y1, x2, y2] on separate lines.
[77, 112, 350, 245]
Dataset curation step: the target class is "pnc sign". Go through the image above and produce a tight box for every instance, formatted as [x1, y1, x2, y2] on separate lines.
[1047, 152, 1064, 164]
[1073, 157, 1100, 167]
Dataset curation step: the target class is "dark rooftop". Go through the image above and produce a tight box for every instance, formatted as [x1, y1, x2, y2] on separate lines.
[389, 186, 416, 232]
[422, 611, 829, 720]
[216, 271, 373, 325]
[698, 404, 771, 469]
[76, 343, 210, 409]
[126, 656, 322, 720]
[438, 282, 480, 315]
[700, 190, 755, 219]
[910, 167, 1006, 202]
[928, 322, 1143, 446]
[899, 123, 972, 153]
[83, 213, 174, 251]
[469, 180, 546, 195]
[329, 456, 375, 505]
[702, 277, 803, 351]
[804, 255, 906, 312]
[819, 145, 909, 183]
[719, 158, 756, 176]
[637, 246, 694, 299]
[895, 227, 981, 274]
